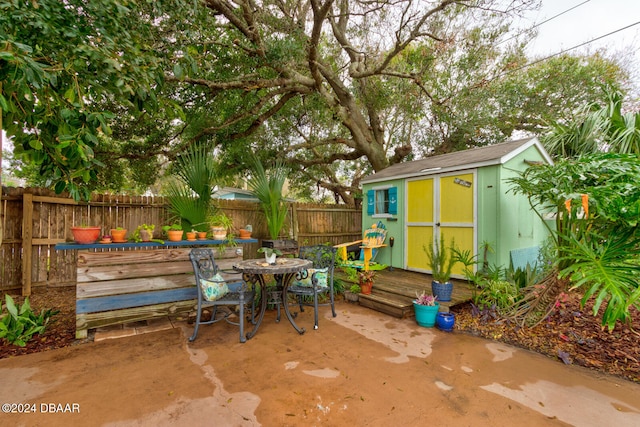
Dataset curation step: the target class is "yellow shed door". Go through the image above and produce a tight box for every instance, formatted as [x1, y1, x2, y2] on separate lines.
[406, 172, 475, 277]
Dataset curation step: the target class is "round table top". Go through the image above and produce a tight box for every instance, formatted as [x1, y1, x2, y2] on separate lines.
[233, 258, 312, 275]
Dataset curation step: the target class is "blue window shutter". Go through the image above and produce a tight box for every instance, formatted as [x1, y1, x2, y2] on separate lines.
[388, 187, 398, 214]
[367, 190, 375, 215]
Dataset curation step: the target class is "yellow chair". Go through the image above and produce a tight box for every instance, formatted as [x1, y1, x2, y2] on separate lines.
[334, 222, 387, 271]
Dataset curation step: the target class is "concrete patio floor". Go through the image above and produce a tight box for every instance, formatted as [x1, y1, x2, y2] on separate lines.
[1, 301, 639, 426]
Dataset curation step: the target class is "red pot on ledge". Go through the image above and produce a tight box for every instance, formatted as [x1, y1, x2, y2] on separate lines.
[71, 226, 101, 244]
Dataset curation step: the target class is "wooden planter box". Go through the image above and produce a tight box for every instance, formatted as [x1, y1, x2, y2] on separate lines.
[71, 245, 245, 338]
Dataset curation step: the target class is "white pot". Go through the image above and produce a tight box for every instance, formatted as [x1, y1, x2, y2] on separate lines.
[265, 253, 277, 264]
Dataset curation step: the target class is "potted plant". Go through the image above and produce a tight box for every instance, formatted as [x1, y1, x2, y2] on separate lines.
[110, 227, 127, 243]
[257, 247, 282, 264]
[423, 235, 456, 301]
[436, 312, 455, 332]
[132, 224, 155, 242]
[207, 212, 233, 240]
[186, 229, 197, 241]
[413, 291, 439, 327]
[358, 270, 375, 295]
[70, 225, 101, 244]
[162, 223, 184, 242]
[239, 224, 252, 239]
[247, 156, 288, 240]
[196, 231, 208, 240]
[344, 283, 361, 303]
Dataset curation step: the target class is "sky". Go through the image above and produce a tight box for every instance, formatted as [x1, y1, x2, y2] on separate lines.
[520, 0, 640, 77]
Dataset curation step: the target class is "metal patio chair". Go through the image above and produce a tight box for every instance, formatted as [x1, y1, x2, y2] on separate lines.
[287, 245, 337, 329]
[189, 248, 256, 343]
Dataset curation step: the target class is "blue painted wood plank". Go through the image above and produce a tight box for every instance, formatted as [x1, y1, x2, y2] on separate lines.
[76, 288, 198, 314]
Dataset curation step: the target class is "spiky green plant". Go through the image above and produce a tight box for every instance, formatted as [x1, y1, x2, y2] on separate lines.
[165, 146, 221, 231]
[247, 157, 289, 240]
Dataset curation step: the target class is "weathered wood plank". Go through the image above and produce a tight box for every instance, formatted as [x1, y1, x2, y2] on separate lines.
[21, 193, 34, 296]
[76, 269, 241, 299]
[77, 261, 194, 283]
[77, 275, 195, 299]
[75, 300, 197, 339]
[77, 247, 241, 267]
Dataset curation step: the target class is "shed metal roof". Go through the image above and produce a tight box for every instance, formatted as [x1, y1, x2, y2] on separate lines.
[361, 137, 551, 184]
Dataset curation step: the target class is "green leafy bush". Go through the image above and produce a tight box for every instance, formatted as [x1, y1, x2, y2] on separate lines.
[0, 295, 58, 347]
[474, 279, 520, 312]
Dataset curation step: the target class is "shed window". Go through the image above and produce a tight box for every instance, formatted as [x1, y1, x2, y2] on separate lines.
[367, 187, 397, 216]
[375, 189, 389, 214]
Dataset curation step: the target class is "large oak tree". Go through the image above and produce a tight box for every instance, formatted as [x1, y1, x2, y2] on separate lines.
[2, 0, 630, 205]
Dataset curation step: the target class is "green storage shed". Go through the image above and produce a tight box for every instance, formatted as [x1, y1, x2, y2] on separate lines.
[360, 137, 553, 276]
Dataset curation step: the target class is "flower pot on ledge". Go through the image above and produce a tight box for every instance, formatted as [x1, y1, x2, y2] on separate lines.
[167, 230, 184, 242]
[71, 226, 101, 244]
[110, 228, 127, 243]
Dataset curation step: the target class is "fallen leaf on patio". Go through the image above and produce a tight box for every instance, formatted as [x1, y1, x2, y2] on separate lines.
[558, 350, 572, 364]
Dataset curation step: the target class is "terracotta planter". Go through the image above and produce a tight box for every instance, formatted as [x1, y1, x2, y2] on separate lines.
[186, 231, 197, 241]
[167, 230, 184, 242]
[360, 281, 373, 295]
[239, 229, 252, 239]
[196, 231, 208, 240]
[110, 229, 127, 243]
[71, 226, 101, 244]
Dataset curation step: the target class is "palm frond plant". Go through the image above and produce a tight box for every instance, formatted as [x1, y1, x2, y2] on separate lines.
[247, 156, 289, 240]
[507, 153, 640, 330]
[165, 146, 222, 232]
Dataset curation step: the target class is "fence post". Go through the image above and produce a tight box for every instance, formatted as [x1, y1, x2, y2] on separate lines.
[22, 192, 33, 296]
[291, 203, 298, 241]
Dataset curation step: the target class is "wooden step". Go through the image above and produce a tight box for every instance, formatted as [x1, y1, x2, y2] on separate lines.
[358, 291, 414, 318]
[335, 268, 473, 318]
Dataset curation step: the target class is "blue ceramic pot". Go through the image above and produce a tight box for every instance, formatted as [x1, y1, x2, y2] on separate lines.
[413, 302, 439, 327]
[436, 312, 455, 332]
[432, 280, 452, 302]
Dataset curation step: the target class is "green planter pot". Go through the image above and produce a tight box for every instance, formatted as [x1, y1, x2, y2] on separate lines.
[413, 302, 439, 327]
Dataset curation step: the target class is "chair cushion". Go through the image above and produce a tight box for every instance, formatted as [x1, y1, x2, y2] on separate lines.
[293, 267, 328, 288]
[199, 273, 230, 301]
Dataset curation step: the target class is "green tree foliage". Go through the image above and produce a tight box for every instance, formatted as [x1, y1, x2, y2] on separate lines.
[0, 0, 173, 198]
[508, 154, 640, 330]
[544, 85, 640, 158]
[1, 0, 633, 205]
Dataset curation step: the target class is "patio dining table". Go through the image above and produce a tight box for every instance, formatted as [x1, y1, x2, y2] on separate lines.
[233, 257, 312, 337]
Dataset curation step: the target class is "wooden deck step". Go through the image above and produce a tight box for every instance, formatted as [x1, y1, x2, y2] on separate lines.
[335, 267, 474, 318]
[358, 291, 414, 318]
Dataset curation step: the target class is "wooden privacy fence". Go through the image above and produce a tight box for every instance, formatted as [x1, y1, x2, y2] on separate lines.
[0, 187, 362, 295]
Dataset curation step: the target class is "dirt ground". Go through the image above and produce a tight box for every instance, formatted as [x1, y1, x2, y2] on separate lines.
[1, 293, 640, 426]
[1, 286, 639, 384]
